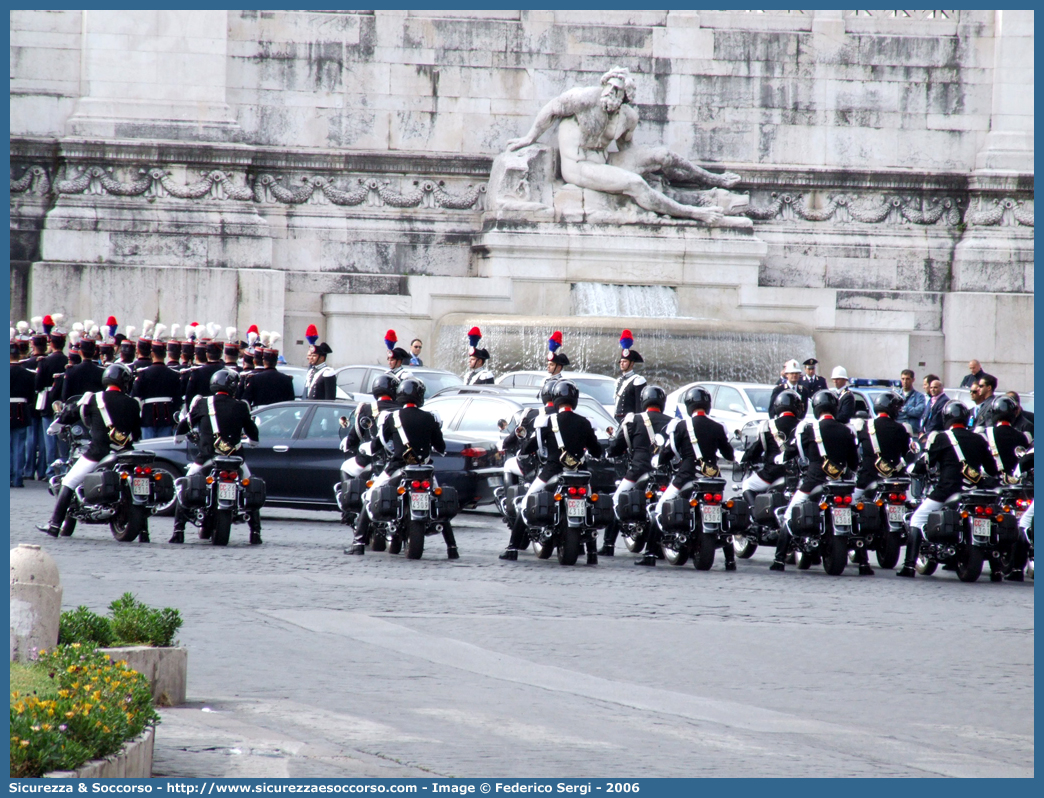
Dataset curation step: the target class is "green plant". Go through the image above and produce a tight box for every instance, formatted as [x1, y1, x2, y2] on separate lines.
[10, 644, 159, 778]
[108, 593, 182, 648]
[58, 606, 114, 648]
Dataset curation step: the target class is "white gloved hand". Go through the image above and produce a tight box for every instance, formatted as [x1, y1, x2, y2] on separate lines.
[339, 436, 351, 453]
[734, 451, 744, 464]
[360, 441, 374, 456]
[774, 453, 785, 465]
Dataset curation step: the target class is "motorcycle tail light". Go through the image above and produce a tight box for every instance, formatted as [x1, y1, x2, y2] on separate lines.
[1003, 505, 1012, 513]
[889, 493, 898, 501]
[421, 480, 430, 489]
[690, 499, 699, 507]
[144, 467, 152, 475]
[961, 511, 970, 519]
[365, 480, 373, 488]
[411, 480, 421, 489]
[578, 487, 587, 496]
[714, 493, 722, 502]
[725, 500, 734, 509]
[996, 514, 1005, 522]
[820, 502, 829, 510]
[205, 476, 214, 484]
[833, 495, 843, 505]
[843, 495, 852, 505]
[703, 493, 713, 502]
[134, 466, 142, 475]
[554, 493, 563, 501]
[433, 487, 442, 496]
[985, 506, 994, 515]
[590, 493, 599, 502]
[645, 491, 654, 499]
[397, 486, 406, 495]
[242, 479, 250, 486]
[855, 502, 864, 511]
[568, 487, 578, 496]
[899, 493, 906, 501]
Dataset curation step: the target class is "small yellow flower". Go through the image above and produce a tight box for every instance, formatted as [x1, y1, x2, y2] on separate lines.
[20, 740, 29, 747]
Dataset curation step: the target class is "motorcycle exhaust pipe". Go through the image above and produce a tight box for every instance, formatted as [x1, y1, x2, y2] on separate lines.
[435, 524, 445, 533]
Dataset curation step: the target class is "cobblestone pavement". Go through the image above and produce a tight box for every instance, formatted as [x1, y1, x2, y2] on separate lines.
[10, 481, 1033, 777]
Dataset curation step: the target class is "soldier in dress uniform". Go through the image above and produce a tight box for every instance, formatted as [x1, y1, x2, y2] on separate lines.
[303, 324, 337, 399]
[184, 324, 228, 407]
[541, 331, 570, 397]
[132, 324, 182, 439]
[117, 320, 138, 366]
[384, 330, 414, 381]
[61, 338, 105, 401]
[802, 358, 827, 395]
[613, 329, 647, 423]
[22, 320, 50, 481]
[165, 325, 183, 369]
[463, 327, 495, 385]
[242, 333, 296, 408]
[130, 320, 154, 372]
[11, 341, 36, 488]
[36, 315, 68, 478]
[222, 328, 241, 371]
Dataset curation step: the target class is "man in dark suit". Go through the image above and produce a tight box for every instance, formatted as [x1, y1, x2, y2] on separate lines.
[802, 358, 828, 395]
[919, 375, 949, 439]
[959, 359, 994, 389]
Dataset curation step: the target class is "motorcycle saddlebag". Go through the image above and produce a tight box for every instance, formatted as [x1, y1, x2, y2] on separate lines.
[613, 487, 646, 522]
[368, 484, 398, 522]
[726, 497, 751, 532]
[924, 508, 959, 543]
[754, 492, 786, 525]
[82, 470, 120, 505]
[340, 477, 366, 511]
[242, 477, 266, 509]
[855, 501, 881, 533]
[152, 471, 175, 507]
[432, 486, 460, 520]
[657, 495, 691, 532]
[789, 501, 821, 534]
[524, 490, 554, 525]
[994, 512, 1018, 544]
[175, 473, 208, 508]
[589, 496, 614, 527]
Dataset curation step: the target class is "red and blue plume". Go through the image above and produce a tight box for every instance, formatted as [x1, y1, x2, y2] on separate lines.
[467, 326, 482, 348]
[106, 316, 118, 334]
[384, 329, 398, 350]
[305, 323, 319, 346]
[43, 315, 54, 334]
[620, 329, 634, 351]
[548, 330, 563, 353]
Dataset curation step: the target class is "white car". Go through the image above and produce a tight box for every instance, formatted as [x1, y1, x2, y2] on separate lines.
[495, 370, 617, 416]
[664, 381, 776, 452]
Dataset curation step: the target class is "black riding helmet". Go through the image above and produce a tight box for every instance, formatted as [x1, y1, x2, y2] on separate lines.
[101, 363, 133, 392]
[683, 386, 712, 415]
[771, 388, 803, 417]
[873, 392, 903, 419]
[539, 376, 559, 405]
[210, 368, 240, 395]
[810, 390, 838, 419]
[551, 379, 580, 409]
[990, 396, 1018, 425]
[397, 378, 426, 407]
[371, 373, 400, 401]
[640, 385, 667, 412]
[942, 400, 970, 428]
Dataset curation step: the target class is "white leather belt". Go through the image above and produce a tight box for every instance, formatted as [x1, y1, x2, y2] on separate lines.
[10, 397, 27, 403]
[142, 396, 173, 404]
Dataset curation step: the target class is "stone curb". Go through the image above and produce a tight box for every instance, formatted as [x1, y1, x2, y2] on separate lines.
[99, 646, 188, 706]
[43, 725, 154, 779]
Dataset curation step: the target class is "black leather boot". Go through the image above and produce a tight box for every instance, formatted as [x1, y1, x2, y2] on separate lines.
[442, 521, 459, 559]
[742, 489, 759, 514]
[345, 509, 368, 554]
[896, 526, 922, 577]
[500, 514, 527, 560]
[598, 518, 618, 556]
[247, 510, 263, 545]
[856, 547, 874, 576]
[722, 538, 737, 571]
[586, 536, 598, 565]
[138, 524, 150, 543]
[37, 486, 75, 537]
[637, 518, 660, 565]
[770, 525, 790, 571]
[168, 525, 185, 544]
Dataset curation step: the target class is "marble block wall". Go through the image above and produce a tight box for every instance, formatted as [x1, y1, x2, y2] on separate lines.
[9, 10, 1034, 388]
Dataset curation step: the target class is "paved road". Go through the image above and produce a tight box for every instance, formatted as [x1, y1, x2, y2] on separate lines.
[10, 482, 1034, 778]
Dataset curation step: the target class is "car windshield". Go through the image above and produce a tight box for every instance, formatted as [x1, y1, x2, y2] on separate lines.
[573, 400, 616, 436]
[569, 377, 615, 406]
[743, 389, 773, 414]
[1020, 394, 1034, 414]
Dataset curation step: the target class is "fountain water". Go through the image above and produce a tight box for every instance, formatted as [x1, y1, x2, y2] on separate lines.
[570, 283, 679, 318]
[433, 314, 814, 392]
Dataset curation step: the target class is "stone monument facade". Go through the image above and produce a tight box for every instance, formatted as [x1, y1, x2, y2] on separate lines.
[10, 10, 1034, 387]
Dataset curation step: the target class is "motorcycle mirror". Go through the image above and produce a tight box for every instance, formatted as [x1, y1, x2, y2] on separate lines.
[1015, 446, 1027, 458]
[515, 425, 528, 439]
[606, 426, 614, 436]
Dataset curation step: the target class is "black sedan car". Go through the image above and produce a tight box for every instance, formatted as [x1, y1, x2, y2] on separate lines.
[139, 400, 502, 512]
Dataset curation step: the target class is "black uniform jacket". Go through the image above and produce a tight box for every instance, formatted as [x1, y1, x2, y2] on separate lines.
[304, 365, 337, 400]
[613, 372, 647, 421]
[346, 397, 400, 465]
[379, 405, 446, 468]
[62, 360, 105, 403]
[770, 381, 810, 413]
[35, 351, 68, 417]
[242, 367, 297, 408]
[981, 423, 1030, 476]
[923, 426, 998, 501]
[11, 363, 36, 428]
[785, 416, 859, 492]
[184, 361, 226, 407]
[607, 409, 671, 478]
[61, 388, 142, 462]
[527, 407, 602, 479]
[131, 363, 184, 427]
[658, 412, 734, 485]
[834, 388, 856, 424]
[177, 392, 259, 465]
[855, 415, 912, 488]
[741, 412, 800, 481]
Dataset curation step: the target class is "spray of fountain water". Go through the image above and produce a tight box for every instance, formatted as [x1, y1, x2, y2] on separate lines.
[570, 283, 680, 318]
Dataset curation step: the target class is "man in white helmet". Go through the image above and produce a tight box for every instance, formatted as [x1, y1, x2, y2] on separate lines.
[831, 366, 855, 424]
[770, 359, 810, 413]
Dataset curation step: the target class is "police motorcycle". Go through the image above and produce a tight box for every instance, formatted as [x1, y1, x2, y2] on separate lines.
[493, 413, 537, 541]
[731, 459, 800, 560]
[613, 464, 672, 554]
[361, 396, 460, 560]
[46, 397, 174, 542]
[867, 474, 914, 569]
[656, 464, 750, 570]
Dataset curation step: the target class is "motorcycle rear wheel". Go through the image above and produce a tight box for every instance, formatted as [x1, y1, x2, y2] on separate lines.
[210, 508, 232, 547]
[557, 517, 581, 566]
[956, 543, 984, 583]
[876, 531, 902, 570]
[110, 502, 147, 542]
[732, 533, 757, 559]
[694, 531, 717, 571]
[406, 519, 426, 560]
[388, 532, 402, 555]
[822, 533, 848, 576]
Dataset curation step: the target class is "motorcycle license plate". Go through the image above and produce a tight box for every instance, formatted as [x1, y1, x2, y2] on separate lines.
[832, 507, 852, 527]
[487, 475, 503, 487]
[886, 505, 905, 524]
[971, 517, 992, 538]
[218, 482, 238, 501]
[410, 492, 430, 511]
[567, 498, 587, 518]
[131, 478, 150, 497]
[701, 505, 722, 524]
